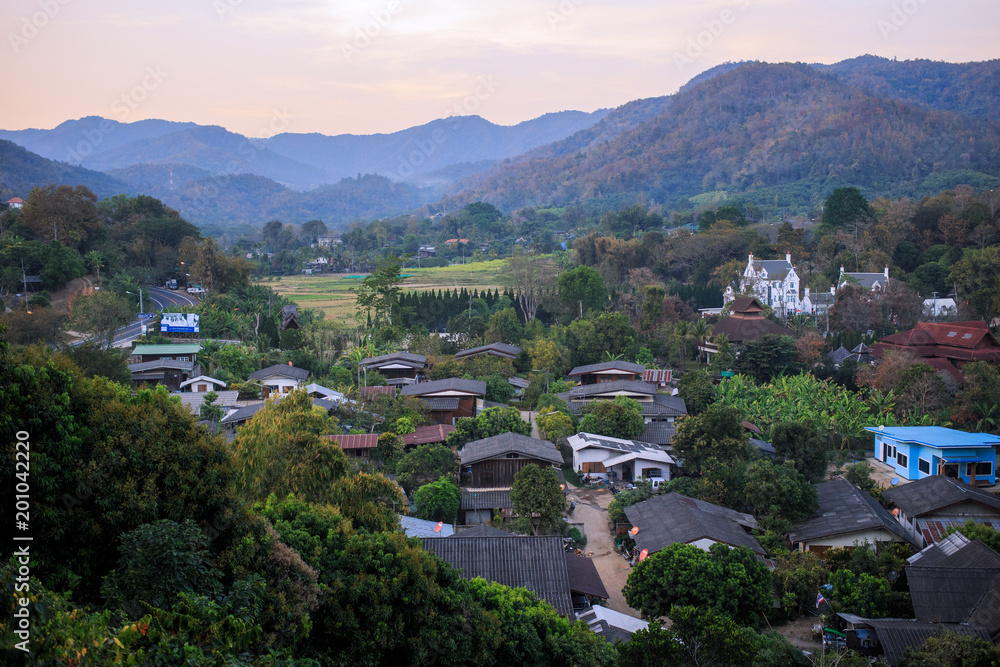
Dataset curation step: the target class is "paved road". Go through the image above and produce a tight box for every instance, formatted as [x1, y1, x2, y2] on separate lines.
[74, 285, 200, 348]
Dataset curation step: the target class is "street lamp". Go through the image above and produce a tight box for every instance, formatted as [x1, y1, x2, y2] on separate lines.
[532, 368, 550, 394]
[126, 288, 145, 314]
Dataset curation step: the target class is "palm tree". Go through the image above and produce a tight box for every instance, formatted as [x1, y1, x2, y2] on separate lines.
[85, 250, 104, 283]
[674, 321, 690, 371]
[690, 318, 711, 365]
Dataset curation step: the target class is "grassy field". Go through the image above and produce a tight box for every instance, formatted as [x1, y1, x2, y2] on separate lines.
[259, 259, 508, 323]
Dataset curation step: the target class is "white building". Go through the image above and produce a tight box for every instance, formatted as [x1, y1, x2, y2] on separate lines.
[730, 253, 803, 316]
[248, 363, 309, 398]
[839, 266, 890, 291]
[567, 432, 674, 484]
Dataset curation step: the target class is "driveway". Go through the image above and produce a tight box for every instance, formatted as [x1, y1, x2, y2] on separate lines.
[567, 484, 643, 619]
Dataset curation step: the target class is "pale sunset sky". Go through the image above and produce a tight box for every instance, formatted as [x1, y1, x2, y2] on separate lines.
[2, 0, 998, 137]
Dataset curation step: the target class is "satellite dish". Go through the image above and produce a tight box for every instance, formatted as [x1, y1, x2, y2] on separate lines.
[879, 424, 885, 432]
[891, 478, 899, 486]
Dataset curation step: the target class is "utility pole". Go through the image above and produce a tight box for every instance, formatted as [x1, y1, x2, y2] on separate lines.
[20, 258, 28, 309]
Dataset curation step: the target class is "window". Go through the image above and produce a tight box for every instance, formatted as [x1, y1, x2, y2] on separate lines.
[967, 462, 993, 477]
[643, 468, 662, 478]
[505, 453, 520, 459]
[581, 461, 606, 473]
[896, 452, 908, 468]
[918, 458, 931, 475]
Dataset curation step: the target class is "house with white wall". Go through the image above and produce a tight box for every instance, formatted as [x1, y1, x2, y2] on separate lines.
[732, 252, 802, 316]
[567, 432, 674, 483]
[249, 363, 309, 398]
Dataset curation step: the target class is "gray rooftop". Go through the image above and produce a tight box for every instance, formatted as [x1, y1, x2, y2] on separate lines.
[843, 272, 888, 290]
[454, 342, 522, 360]
[907, 532, 1000, 625]
[360, 352, 427, 368]
[866, 619, 991, 667]
[175, 390, 240, 415]
[624, 493, 764, 555]
[248, 364, 310, 381]
[788, 479, 918, 547]
[399, 515, 455, 538]
[460, 432, 563, 466]
[568, 360, 646, 377]
[883, 475, 1000, 518]
[641, 422, 677, 446]
[400, 377, 486, 397]
[460, 488, 513, 510]
[220, 401, 266, 425]
[454, 524, 511, 538]
[129, 359, 195, 372]
[420, 535, 574, 617]
[560, 380, 658, 399]
[753, 258, 793, 280]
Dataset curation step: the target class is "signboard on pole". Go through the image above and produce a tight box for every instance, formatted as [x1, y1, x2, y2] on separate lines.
[161, 313, 200, 333]
[138, 313, 156, 320]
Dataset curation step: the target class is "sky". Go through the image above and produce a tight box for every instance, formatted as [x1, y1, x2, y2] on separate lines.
[2, 0, 998, 138]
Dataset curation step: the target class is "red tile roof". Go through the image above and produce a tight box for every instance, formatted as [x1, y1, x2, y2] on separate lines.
[874, 321, 1000, 364]
[323, 433, 378, 450]
[6, 197, 24, 204]
[403, 423, 456, 447]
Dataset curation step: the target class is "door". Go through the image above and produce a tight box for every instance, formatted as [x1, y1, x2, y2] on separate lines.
[198, 384, 207, 392]
[943, 463, 959, 479]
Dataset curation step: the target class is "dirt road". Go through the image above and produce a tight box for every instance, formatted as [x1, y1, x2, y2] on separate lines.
[567, 484, 643, 619]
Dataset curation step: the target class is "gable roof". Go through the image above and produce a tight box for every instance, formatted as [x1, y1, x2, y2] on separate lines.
[175, 390, 239, 415]
[828, 346, 852, 365]
[842, 271, 888, 290]
[454, 342, 522, 360]
[280, 304, 298, 330]
[875, 321, 1000, 362]
[866, 618, 992, 667]
[567, 432, 674, 466]
[711, 312, 790, 344]
[420, 535, 574, 616]
[179, 375, 228, 390]
[883, 475, 1000, 518]
[624, 493, 763, 555]
[453, 524, 511, 538]
[864, 426, 1000, 449]
[788, 478, 919, 547]
[129, 359, 195, 372]
[907, 532, 1000, 624]
[248, 363, 310, 381]
[752, 257, 793, 279]
[460, 432, 562, 466]
[403, 423, 456, 447]
[641, 421, 677, 446]
[561, 380, 658, 399]
[568, 360, 646, 377]
[220, 401, 267, 425]
[360, 352, 428, 368]
[132, 343, 202, 356]
[401, 377, 486, 397]
[729, 296, 765, 314]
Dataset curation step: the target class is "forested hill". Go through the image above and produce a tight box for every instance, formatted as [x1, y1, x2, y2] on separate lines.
[0, 139, 130, 200]
[443, 62, 1000, 212]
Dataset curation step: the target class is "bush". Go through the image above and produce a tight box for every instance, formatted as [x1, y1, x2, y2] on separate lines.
[28, 291, 51, 307]
[568, 527, 587, 547]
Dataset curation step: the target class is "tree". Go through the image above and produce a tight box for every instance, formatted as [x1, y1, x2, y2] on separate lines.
[897, 629, 1000, 667]
[828, 569, 893, 618]
[558, 265, 608, 320]
[536, 406, 575, 443]
[21, 184, 101, 251]
[844, 461, 880, 495]
[822, 187, 873, 232]
[84, 249, 104, 282]
[623, 542, 773, 625]
[529, 338, 567, 376]
[672, 403, 751, 475]
[484, 372, 516, 403]
[59, 343, 131, 385]
[395, 443, 458, 495]
[677, 369, 717, 415]
[772, 551, 830, 621]
[510, 463, 565, 535]
[353, 254, 407, 328]
[578, 395, 645, 439]
[502, 250, 558, 321]
[950, 519, 1000, 553]
[69, 289, 135, 348]
[743, 458, 818, 524]
[574, 312, 638, 366]
[735, 334, 800, 383]
[198, 390, 224, 421]
[374, 430, 404, 464]
[413, 477, 461, 523]
[771, 420, 828, 482]
[446, 405, 532, 449]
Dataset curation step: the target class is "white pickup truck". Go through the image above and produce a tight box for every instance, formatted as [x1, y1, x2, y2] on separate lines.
[187, 285, 206, 295]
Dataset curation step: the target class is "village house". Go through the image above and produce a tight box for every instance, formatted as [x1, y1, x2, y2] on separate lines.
[624, 492, 765, 557]
[401, 378, 486, 424]
[788, 479, 919, 554]
[249, 363, 310, 398]
[459, 432, 562, 488]
[567, 432, 674, 484]
[882, 475, 1000, 546]
[359, 352, 428, 386]
[453, 342, 522, 362]
[866, 425, 1000, 486]
[322, 433, 379, 461]
[130, 342, 202, 365]
[568, 360, 646, 385]
[704, 297, 792, 361]
[402, 423, 456, 449]
[557, 380, 687, 422]
[872, 321, 1000, 383]
[179, 375, 227, 393]
[839, 265, 890, 291]
[176, 390, 239, 417]
[128, 359, 196, 391]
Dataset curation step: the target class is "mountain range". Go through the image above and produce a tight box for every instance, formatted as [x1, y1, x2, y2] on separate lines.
[2, 55, 999, 227]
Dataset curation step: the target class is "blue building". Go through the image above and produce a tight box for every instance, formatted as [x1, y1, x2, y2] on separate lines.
[866, 426, 1000, 486]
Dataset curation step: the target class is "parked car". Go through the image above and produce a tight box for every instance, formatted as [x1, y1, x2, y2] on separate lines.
[648, 477, 667, 492]
[187, 285, 206, 295]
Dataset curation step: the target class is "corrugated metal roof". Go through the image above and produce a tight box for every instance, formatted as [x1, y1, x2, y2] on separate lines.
[422, 397, 461, 411]
[625, 493, 763, 555]
[403, 424, 456, 446]
[323, 433, 379, 450]
[569, 361, 646, 377]
[789, 479, 919, 547]
[420, 535, 574, 617]
[867, 619, 992, 666]
[360, 352, 427, 368]
[460, 432, 563, 466]
[399, 515, 454, 538]
[249, 364, 310, 381]
[129, 359, 195, 372]
[883, 475, 1000, 518]
[359, 385, 397, 397]
[401, 378, 486, 396]
[460, 488, 512, 510]
[565, 554, 609, 599]
[864, 426, 1000, 449]
[454, 343, 522, 360]
[906, 533, 1000, 624]
[132, 344, 203, 356]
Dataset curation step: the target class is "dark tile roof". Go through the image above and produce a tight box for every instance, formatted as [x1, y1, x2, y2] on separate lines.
[624, 493, 764, 555]
[568, 361, 646, 377]
[422, 397, 461, 411]
[842, 272, 888, 290]
[129, 359, 195, 372]
[403, 423, 456, 447]
[453, 524, 510, 538]
[710, 313, 791, 344]
[460, 488, 512, 510]
[883, 475, 1000, 518]
[750, 437, 776, 456]
[565, 554, 609, 599]
[866, 619, 992, 667]
[789, 479, 919, 547]
[828, 346, 851, 365]
[220, 402, 266, 424]
[248, 363, 310, 381]
[176, 390, 239, 415]
[400, 378, 486, 397]
[360, 352, 428, 368]
[906, 532, 1000, 624]
[420, 535, 574, 616]
[753, 258, 793, 279]
[648, 393, 687, 417]
[729, 296, 765, 313]
[280, 304, 298, 330]
[641, 421, 677, 446]
[460, 432, 563, 466]
[454, 342, 522, 360]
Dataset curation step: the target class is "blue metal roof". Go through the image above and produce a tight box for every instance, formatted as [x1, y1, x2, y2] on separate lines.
[864, 426, 1000, 448]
